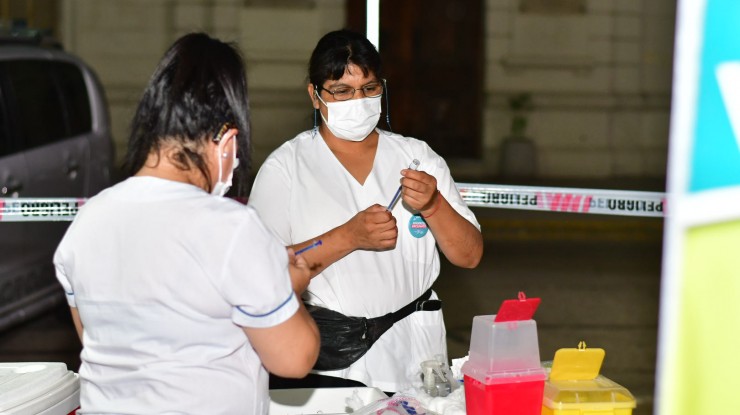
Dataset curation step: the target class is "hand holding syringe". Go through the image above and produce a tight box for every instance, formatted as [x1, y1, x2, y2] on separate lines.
[294, 240, 322, 255]
[288, 242, 319, 293]
[387, 159, 420, 211]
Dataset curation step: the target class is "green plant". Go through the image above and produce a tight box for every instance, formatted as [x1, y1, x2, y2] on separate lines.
[509, 93, 532, 137]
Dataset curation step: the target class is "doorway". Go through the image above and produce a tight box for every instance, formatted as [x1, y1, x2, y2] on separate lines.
[347, 0, 484, 160]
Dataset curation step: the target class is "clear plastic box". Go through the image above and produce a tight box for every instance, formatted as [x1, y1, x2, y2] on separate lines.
[467, 314, 542, 373]
[462, 314, 546, 415]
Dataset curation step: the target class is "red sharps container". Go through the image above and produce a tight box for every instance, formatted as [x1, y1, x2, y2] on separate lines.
[461, 292, 546, 415]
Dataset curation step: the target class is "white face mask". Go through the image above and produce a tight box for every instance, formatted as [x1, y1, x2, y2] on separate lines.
[317, 94, 381, 141]
[211, 139, 239, 197]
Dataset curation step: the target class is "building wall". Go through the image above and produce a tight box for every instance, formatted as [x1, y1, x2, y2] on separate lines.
[58, 0, 345, 169]
[483, 0, 675, 179]
[58, 0, 674, 180]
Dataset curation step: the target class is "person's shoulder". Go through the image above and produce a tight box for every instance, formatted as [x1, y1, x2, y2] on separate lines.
[378, 128, 407, 141]
[76, 178, 131, 210]
[96, 178, 133, 197]
[212, 197, 270, 222]
[379, 129, 434, 151]
[209, 199, 273, 236]
[58, 179, 135, 240]
[263, 129, 315, 162]
[290, 129, 317, 142]
[205, 194, 250, 214]
[281, 129, 318, 149]
[196, 196, 255, 228]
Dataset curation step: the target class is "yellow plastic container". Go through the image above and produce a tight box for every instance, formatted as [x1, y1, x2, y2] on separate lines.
[541, 342, 636, 415]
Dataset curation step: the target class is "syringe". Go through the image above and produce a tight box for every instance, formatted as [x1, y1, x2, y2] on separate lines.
[295, 240, 322, 255]
[387, 159, 420, 211]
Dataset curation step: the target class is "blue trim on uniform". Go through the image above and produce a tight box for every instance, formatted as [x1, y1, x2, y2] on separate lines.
[66, 291, 74, 295]
[236, 291, 294, 318]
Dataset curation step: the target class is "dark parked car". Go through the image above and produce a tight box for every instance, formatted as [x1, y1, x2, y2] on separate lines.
[0, 33, 114, 331]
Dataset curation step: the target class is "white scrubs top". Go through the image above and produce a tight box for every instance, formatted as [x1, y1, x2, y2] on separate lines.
[249, 129, 480, 391]
[54, 176, 298, 414]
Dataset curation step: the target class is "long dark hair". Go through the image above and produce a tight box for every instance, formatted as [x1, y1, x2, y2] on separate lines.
[124, 32, 251, 195]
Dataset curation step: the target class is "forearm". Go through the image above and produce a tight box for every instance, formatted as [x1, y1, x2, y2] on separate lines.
[290, 223, 357, 280]
[424, 196, 484, 268]
[288, 205, 398, 288]
[70, 307, 83, 343]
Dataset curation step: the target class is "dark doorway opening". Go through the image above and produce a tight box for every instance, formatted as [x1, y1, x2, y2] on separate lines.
[347, 0, 484, 160]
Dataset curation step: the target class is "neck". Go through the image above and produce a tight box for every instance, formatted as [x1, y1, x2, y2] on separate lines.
[135, 149, 209, 191]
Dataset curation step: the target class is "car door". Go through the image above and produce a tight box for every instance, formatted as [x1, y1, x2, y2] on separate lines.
[0, 63, 34, 326]
[4, 59, 89, 196]
[1, 58, 89, 253]
[0, 43, 112, 331]
[0, 148, 30, 260]
[0, 56, 93, 331]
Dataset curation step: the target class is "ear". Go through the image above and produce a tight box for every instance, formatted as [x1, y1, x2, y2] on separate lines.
[308, 84, 320, 110]
[219, 128, 239, 156]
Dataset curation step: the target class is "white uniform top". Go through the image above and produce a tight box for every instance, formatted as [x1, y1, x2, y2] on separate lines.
[54, 176, 298, 415]
[249, 129, 480, 391]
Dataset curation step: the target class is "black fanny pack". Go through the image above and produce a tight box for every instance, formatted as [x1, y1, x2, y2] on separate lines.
[306, 288, 442, 371]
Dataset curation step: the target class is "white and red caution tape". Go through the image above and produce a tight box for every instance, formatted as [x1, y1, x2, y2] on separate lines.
[456, 183, 665, 218]
[0, 198, 85, 222]
[0, 184, 666, 222]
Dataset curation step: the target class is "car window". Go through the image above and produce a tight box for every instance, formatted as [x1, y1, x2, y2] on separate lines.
[2, 60, 67, 149]
[54, 61, 92, 137]
[0, 84, 12, 157]
[0, 59, 91, 152]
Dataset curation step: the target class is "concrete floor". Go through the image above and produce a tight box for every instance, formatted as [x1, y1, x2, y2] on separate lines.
[0, 185, 663, 415]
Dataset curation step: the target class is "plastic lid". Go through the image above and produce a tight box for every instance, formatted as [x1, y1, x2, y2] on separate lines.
[549, 341, 605, 381]
[494, 291, 541, 322]
[543, 374, 636, 410]
[462, 362, 547, 385]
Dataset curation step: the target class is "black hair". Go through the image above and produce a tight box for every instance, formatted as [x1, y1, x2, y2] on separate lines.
[124, 32, 251, 196]
[308, 29, 392, 131]
[308, 29, 382, 92]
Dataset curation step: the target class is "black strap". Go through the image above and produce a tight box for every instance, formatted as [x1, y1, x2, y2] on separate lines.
[387, 288, 442, 324]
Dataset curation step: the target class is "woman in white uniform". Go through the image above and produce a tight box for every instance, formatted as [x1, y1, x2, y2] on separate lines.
[249, 29, 483, 393]
[53, 33, 319, 414]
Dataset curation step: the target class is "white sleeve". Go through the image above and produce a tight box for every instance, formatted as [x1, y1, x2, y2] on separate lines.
[249, 152, 293, 245]
[219, 209, 298, 328]
[53, 239, 76, 307]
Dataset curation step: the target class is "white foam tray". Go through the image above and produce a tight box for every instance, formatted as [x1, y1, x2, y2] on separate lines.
[0, 362, 79, 415]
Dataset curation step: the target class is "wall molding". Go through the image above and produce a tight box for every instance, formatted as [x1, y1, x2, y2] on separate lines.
[485, 92, 672, 111]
